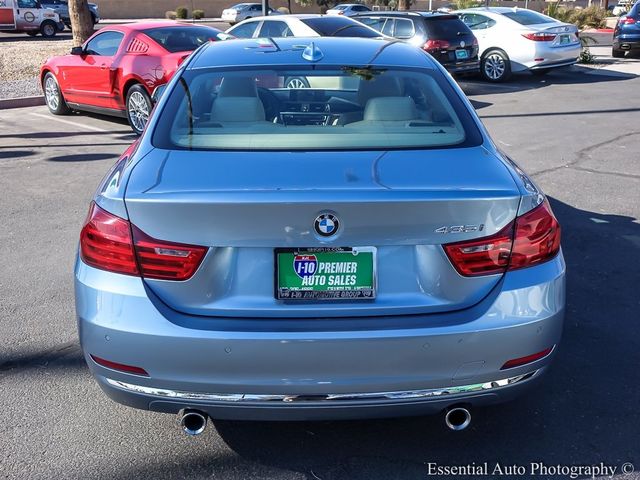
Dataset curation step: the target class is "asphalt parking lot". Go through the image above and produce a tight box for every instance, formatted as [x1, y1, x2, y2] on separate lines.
[1, 65, 639, 479]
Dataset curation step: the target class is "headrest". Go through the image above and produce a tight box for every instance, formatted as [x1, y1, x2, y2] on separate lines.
[218, 77, 258, 97]
[363, 97, 417, 122]
[211, 97, 265, 122]
[358, 76, 403, 106]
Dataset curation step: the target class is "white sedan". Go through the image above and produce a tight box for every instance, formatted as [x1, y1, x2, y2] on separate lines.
[455, 7, 581, 82]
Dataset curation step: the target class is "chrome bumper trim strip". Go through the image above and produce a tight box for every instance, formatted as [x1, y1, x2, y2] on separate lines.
[105, 370, 539, 404]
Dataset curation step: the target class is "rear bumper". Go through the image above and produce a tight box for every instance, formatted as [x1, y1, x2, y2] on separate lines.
[614, 35, 640, 50]
[445, 60, 480, 74]
[520, 43, 581, 71]
[76, 252, 565, 420]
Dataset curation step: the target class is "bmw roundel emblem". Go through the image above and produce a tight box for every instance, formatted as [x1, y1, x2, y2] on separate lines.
[460, 40, 466, 48]
[314, 213, 340, 237]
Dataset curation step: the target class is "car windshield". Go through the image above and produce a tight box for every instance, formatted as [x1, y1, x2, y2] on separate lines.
[143, 26, 219, 53]
[333, 5, 349, 9]
[301, 17, 381, 37]
[501, 10, 555, 25]
[152, 65, 482, 151]
[231, 3, 251, 10]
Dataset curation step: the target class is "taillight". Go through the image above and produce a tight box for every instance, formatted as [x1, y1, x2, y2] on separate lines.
[443, 222, 514, 276]
[423, 39, 451, 51]
[80, 202, 139, 275]
[132, 226, 207, 280]
[522, 32, 557, 42]
[501, 346, 554, 370]
[472, 37, 478, 46]
[444, 200, 561, 276]
[90, 354, 149, 376]
[80, 202, 207, 280]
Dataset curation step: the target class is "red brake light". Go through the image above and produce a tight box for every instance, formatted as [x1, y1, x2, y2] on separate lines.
[443, 222, 514, 276]
[510, 200, 561, 270]
[423, 39, 451, 51]
[443, 200, 561, 277]
[472, 36, 478, 46]
[90, 354, 149, 376]
[522, 32, 557, 42]
[80, 202, 139, 276]
[131, 226, 207, 280]
[80, 202, 207, 280]
[501, 346, 554, 370]
[620, 16, 636, 24]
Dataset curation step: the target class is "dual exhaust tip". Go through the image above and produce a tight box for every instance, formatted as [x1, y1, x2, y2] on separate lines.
[180, 409, 208, 436]
[445, 406, 471, 431]
[178, 406, 470, 435]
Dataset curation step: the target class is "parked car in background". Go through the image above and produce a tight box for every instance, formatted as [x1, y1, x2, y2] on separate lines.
[0, 0, 64, 37]
[612, 1, 640, 57]
[455, 7, 580, 82]
[74, 36, 565, 431]
[40, 0, 100, 29]
[353, 11, 479, 75]
[41, 22, 224, 134]
[612, 0, 634, 16]
[226, 14, 382, 40]
[221, 3, 279, 25]
[326, 3, 372, 16]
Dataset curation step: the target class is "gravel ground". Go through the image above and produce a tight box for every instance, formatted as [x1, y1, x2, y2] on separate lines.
[0, 38, 72, 99]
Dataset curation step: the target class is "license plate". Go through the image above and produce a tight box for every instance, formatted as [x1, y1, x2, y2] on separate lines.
[560, 35, 571, 45]
[275, 247, 376, 300]
[455, 49, 469, 60]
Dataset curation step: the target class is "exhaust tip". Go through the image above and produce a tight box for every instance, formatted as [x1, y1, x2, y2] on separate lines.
[445, 407, 471, 431]
[180, 409, 208, 436]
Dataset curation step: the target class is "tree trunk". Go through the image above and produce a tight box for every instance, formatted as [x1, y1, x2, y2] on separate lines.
[68, 0, 94, 47]
[397, 0, 411, 11]
[288, 0, 292, 13]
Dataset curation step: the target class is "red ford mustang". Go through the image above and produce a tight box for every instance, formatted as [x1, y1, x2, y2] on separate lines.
[41, 22, 223, 134]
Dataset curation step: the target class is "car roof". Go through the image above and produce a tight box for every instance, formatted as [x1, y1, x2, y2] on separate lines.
[107, 21, 210, 32]
[354, 11, 458, 19]
[190, 37, 437, 69]
[455, 6, 525, 14]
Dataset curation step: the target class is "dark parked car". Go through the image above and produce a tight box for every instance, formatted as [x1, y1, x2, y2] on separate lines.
[613, 0, 640, 57]
[40, 0, 99, 28]
[353, 11, 479, 74]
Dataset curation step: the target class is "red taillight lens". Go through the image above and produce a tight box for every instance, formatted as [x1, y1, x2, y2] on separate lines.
[90, 354, 149, 376]
[620, 16, 636, 24]
[80, 202, 139, 275]
[80, 202, 207, 280]
[132, 226, 207, 280]
[472, 36, 478, 46]
[501, 346, 554, 370]
[443, 222, 514, 276]
[423, 39, 451, 51]
[522, 32, 557, 42]
[443, 200, 561, 277]
[510, 200, 561, 270]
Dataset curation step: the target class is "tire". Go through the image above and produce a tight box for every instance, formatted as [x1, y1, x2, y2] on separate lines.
[26, 31, 38, 37]
[126, 84, 152, 136]
[40, 20, 57, 38]
[612, 48, 625, 58]
[481, 49, 511, 82]
[531, 68, 551, 76]
[43, 72, 71, 115]
[284, 76, 310, 89]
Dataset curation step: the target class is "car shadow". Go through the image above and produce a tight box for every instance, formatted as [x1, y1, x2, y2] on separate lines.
[458, 64, 637, 97]
[48, 152, 119, 162]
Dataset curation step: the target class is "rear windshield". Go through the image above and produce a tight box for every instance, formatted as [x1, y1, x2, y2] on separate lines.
[144, 26, 220, 53]
[424, 18, 473, 38]
[151, 65, 482, 151]
[501, 10, 555, 25]
[301, 17, 381, 37]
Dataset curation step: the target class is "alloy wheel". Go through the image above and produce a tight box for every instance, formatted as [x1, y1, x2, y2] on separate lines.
[45, 76, 60, 111]
[286, 78, 307, 89]
[484, 53, 506, 81]
[128, 91, 150, 133]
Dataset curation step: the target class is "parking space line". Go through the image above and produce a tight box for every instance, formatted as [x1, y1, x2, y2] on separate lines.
[30, 112, 111, 133]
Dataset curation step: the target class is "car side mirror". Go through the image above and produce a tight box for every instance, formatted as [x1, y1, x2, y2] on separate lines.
[71, 46, 83, 55]
[151, 84, 167, 105]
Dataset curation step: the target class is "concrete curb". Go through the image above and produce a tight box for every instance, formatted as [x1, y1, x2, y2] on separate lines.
[0, 96, 45, 110]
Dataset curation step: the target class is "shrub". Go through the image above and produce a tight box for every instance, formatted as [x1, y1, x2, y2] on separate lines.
[277, 7, 290, 14]
[175, 6, 188, 19]
[545, 3, 607, 29]
[165, 10, 177, 19]
[192, 9, 205, 19]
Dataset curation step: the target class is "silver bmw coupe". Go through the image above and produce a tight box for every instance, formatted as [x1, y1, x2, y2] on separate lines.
[75, 37, 565, 434]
